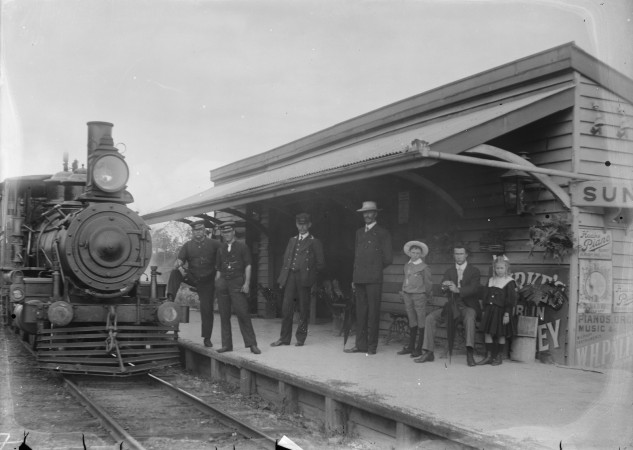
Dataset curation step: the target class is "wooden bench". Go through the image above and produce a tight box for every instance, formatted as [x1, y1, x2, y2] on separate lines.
[379, 285, 485, 352]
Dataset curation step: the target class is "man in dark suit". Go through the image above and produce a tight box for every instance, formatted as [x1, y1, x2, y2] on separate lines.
[415, 244, 481, 366]
[271, 213, 325, 347]
[345, 201, 393, 355]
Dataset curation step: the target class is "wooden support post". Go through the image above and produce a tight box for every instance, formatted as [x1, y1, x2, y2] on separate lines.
[396, 422, 419, 448]
[184, 349, 195, 371]
[278, 381, 298, 414]
[210, 358, 223, 381]
[240, 368, 255, 395]
[325, 397, 345, 434]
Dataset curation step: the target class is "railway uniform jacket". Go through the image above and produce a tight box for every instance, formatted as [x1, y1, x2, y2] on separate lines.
[352, 224, 393, 284]
[277, 234, 325, 288]
[442, 264, 482, 319]
[177, 237, 222, 281]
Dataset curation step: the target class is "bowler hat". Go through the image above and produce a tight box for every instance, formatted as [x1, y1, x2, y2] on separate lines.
[189, 219, 205, 229]
[219, 221, 235, 232]
[295, 213, 311, 224]
[356, 201, 381, 212]
[404, 240, 429, 258]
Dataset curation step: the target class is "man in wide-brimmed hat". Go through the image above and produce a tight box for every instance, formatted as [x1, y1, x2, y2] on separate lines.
[345, 201, 393, 355]
[167, 219, 221, 348]
[397, 240, 432, 358]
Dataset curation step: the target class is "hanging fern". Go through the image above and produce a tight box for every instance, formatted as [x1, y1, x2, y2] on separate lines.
[528, 215, 574, 262]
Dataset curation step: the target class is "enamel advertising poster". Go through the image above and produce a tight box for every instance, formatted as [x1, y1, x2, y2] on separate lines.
[578, 259, 612, 314]
[614, 283, 633, 313]
[578, 228, 612, 260]
[512, 265, 569, 365]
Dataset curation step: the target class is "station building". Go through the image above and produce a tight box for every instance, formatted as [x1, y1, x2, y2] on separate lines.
[144, 42, 633, 370]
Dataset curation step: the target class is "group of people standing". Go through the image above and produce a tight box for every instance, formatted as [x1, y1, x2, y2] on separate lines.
[167, 200, 517, 365]
[167, 220, 261, 354]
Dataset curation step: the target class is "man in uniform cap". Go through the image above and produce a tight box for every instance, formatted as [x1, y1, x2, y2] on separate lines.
[167, 219, 221, 347]
[271, 213, 325, 347]
[214, 221, 261, 354]
[345, 201, 393, 355]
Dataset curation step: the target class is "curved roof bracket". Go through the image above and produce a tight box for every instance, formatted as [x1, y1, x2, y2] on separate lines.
[464, 144, 571, 209]
[219, 208, 270, 237]
[395, 172, 464, 217]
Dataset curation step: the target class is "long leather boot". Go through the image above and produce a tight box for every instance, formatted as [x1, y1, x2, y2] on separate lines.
[476, 343, 494, 365]
[466, 346, 476, 367]
[398, 326, 417, 355]
[491, 342, 503, 366]
[411, 327, 424, 358]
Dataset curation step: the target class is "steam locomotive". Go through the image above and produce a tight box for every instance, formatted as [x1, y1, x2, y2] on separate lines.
[0, 122, 188, 376]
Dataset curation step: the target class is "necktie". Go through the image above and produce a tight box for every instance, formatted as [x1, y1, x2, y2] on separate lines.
[457, 266, 464, 287]
[365, 226, 370, 232]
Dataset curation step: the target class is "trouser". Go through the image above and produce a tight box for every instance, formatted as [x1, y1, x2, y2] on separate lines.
[423, 304, 476, 352]
[402, 292, 428, 328]
[215, 276, 257, 349]
[279, 272, 312, 344]
[354, 283, 382, 352]
[167, 269, 215, 339]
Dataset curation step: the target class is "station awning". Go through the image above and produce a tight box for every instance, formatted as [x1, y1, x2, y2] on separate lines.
[143, 85, 574, 224]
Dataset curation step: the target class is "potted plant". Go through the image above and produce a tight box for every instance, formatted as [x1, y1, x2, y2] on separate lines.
[528, 215, 574, 262]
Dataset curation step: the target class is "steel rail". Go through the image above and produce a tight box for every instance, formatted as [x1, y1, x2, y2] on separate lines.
[63, 377, 146, 450]
[147, 373, 277, 446]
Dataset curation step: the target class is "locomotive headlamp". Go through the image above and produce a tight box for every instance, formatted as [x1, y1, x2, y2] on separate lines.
[11, 287, 25, 301]
[93, 154, 129, 193]
[47, 301, 74, 327]
[157, 301, 180, 327]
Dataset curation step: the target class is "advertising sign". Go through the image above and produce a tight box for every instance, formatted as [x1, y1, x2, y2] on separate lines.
[614, 284, 633, 313]
[578, 228, 612, 260]
[579, 260, 612, 313]
[512, 266, 569, 365]
[570, 180, 633, 208]
[576, 313, 633, 369]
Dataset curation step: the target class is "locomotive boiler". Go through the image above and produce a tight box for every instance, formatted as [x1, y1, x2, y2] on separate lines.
[0, 121, 188, 376]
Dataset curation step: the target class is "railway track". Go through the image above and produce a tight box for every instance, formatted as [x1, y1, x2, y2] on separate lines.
[5, 326, 284, 449]
[63, 373, 278, 450]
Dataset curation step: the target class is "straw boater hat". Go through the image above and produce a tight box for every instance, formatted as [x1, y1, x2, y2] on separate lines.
[404, 240, 429, 258]
[356, 201, 381, 212]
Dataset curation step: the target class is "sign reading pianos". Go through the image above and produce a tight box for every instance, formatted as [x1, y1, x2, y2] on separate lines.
[571, 180, 633, 208]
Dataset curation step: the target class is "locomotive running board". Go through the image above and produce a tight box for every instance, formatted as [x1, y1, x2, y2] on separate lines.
[35, 324, 181, 376]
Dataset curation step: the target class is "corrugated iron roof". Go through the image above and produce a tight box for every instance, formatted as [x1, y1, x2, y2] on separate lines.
[144, 85, 572, 223]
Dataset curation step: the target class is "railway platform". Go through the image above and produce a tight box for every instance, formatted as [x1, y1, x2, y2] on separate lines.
[176, 310, 632, 449]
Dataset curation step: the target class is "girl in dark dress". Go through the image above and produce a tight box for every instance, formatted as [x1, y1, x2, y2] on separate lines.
[476, 255, 517, 366]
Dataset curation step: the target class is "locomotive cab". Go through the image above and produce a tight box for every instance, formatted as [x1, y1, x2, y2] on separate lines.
[1, 122, 188, 376]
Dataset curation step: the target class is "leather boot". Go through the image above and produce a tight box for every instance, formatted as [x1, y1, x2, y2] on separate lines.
[398, 326, 417, 355]
[476, 343, 494, 365]
[491, 342, 503, 366]
[466, 346, 476, 367]
[411, 328, 424, 358]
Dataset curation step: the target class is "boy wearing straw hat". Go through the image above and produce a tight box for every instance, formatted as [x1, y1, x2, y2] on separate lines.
[397, 240, 433, 358]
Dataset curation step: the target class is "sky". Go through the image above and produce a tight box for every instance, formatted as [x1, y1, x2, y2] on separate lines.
[1, 0, 632, 216]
